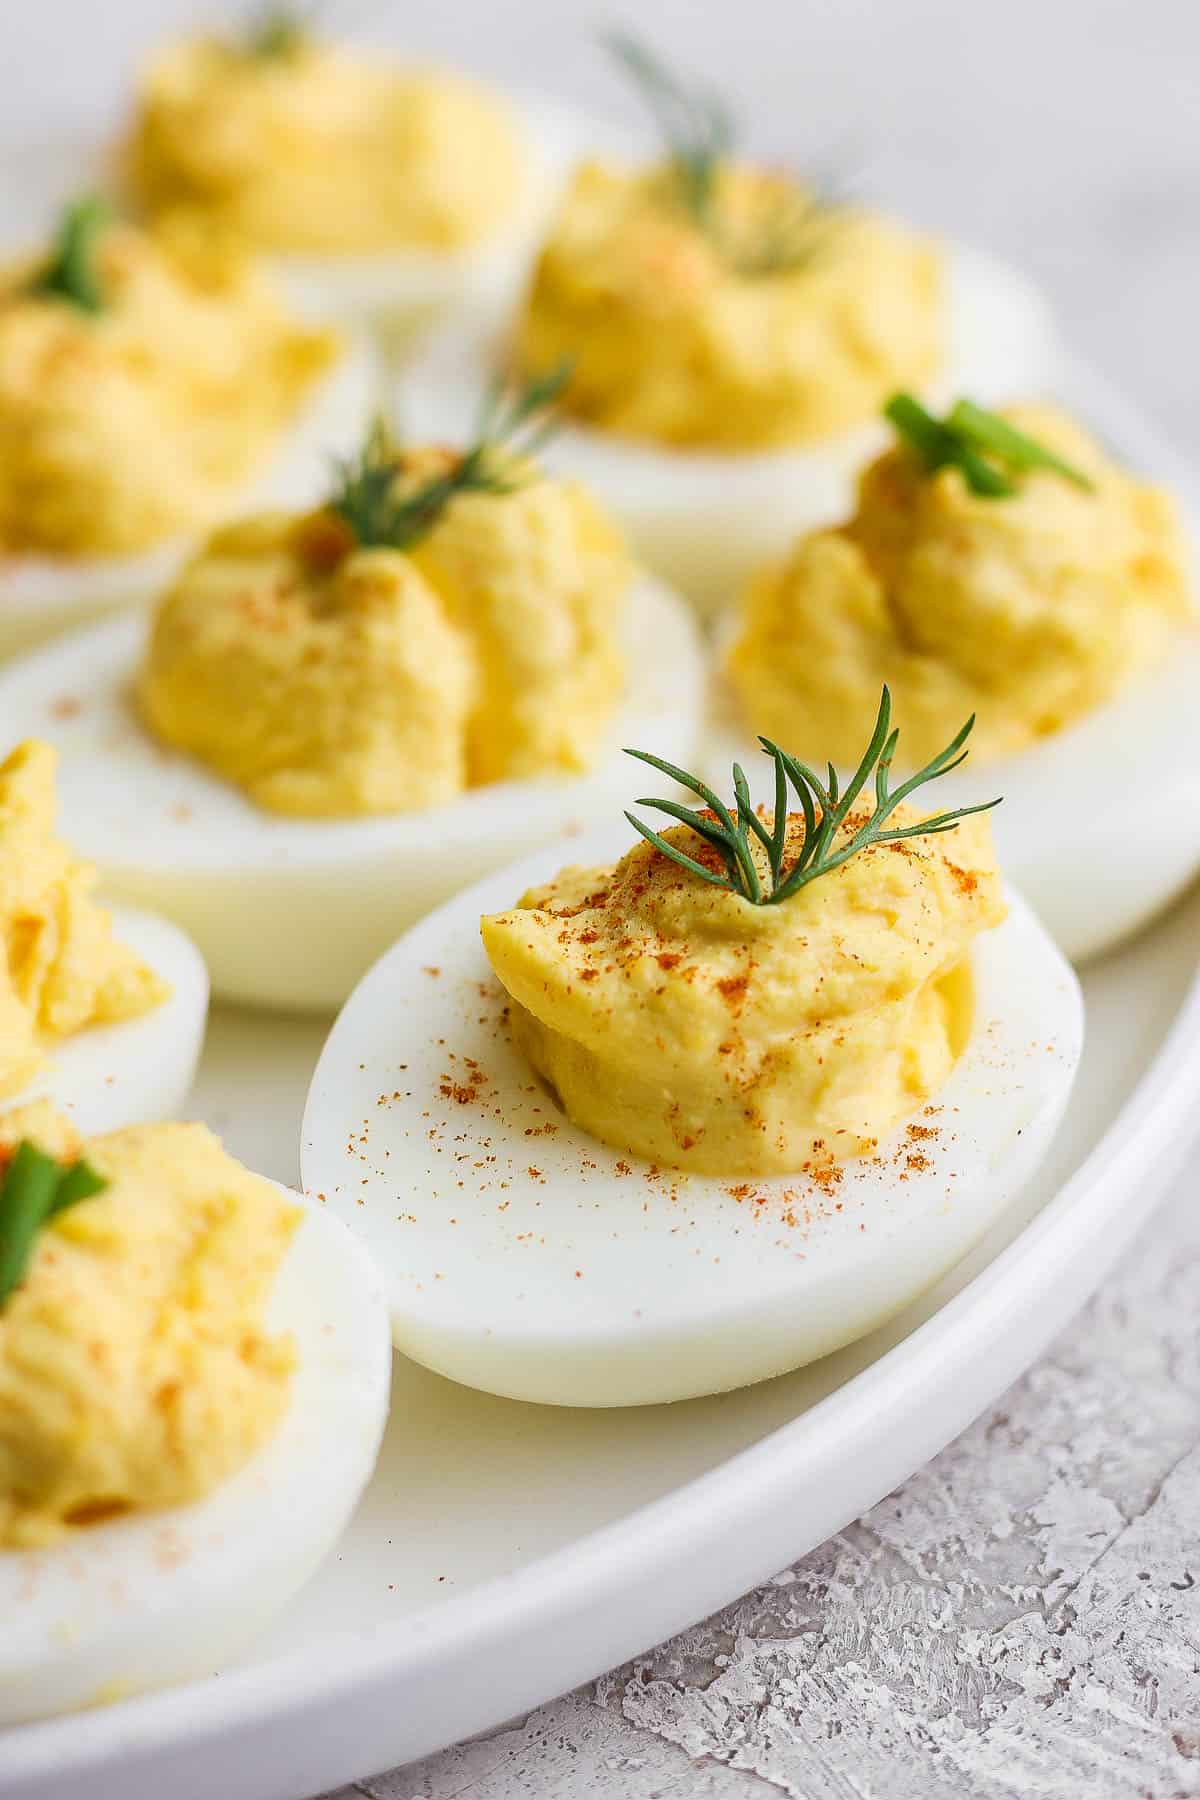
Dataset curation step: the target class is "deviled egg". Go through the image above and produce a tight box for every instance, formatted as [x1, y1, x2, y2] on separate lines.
[397, 35, 1056, 614]
[0, 740, 207, 1135]
[0, 1104, 390, 1723]
[0, 381, 704, 1010]
[123, 10, 572, 350]
[710, 395, 1200, 958]
[0, 198, 375, 659]
[303, 694, 1083, 1407]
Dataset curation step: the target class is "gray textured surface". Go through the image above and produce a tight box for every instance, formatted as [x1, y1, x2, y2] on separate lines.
[6, 3, 1199, 1794]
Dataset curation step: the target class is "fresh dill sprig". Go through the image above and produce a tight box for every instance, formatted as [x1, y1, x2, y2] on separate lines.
[242, 3, 312, 58]
[885, 393, 1095, 499]
[27, 195, 112, 314]
[603, 29, 835, 278]
[328, 361, 572, 552]
[0, 1142, 107, 1309]
[725, 184, 841, 278]
[603, 29, 733, 235]
[624, 686, 1001, 905]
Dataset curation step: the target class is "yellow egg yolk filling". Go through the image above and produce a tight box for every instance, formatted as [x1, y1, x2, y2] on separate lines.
[728, 404, 1194, 768]
[0, 219, 338, 557]
[0, 1106, 298, 1548]
[0, 742, 168, 1101]
[513, 159, 943, 450]
[481, 807, 1005, 1177]
[138, 466, 631, 818]
[128, 39, 528, 256]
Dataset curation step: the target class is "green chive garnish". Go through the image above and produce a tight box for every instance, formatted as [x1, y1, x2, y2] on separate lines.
[0, 1142, 107, 1309]
[27, 195, 113, 314]
[885, 393, 1094, 499]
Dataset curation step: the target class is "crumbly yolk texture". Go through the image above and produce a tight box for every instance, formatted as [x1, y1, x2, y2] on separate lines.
[138, 465, 631, 818]
[128, 38, 528, 255]
[0, 742, 168, 1100]
[0, 1105, 298, 1548]
[0, 219, 338, 556]
[512, 160, 943, 450]
[481, 807, 1004, 1177]
[728, 404, 1194, 767]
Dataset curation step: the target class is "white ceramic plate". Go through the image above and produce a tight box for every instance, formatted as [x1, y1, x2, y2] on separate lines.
[0, 151, 1196, 1785]
[0, 869, 1196, 1800]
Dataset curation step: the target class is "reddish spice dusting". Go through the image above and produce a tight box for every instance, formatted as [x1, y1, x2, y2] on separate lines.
[946, 861, 980, 896]
[717, 974, 749, 1008]
[438, 1057, 490, 1107]
[655, 951, 682, 971]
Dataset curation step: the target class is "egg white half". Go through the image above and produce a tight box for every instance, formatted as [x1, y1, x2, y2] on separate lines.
[0, 332, 378, 662]
[11, 904, 209, 1135]
[0, 1189, 391, 1726]
[272, 98, 590, 354]
[396, 245, 1058, 616]
[0, 578, 705, 1011]
[301, 825, 1084, 1409]
[704, 625, 1200, 963]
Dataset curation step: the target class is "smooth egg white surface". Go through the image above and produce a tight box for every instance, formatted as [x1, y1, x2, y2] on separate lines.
[301, 826, 1084, 1409]
[0, 579, 705, 1011]
[12, 905, 209, 1136]
[273, 99, 593, 351]
[0, 333, 378, 661]
[396, 245, 1058, 615]
[0, 1190, 391, 1726]
[703, 625, 1200, 963]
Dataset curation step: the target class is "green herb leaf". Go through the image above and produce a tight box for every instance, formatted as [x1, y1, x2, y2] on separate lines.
[723, 184, 841, 278]
[28, 195, 112, 314]
[243, 4, 311, 58]
[885, 392, 1093, 498]
[0, 1142, 107, 1309]
[946, 399, 1096, 491]
[603, 29, 733, 233]
[624, 686, 1001, 906]
[602, 29, 833, 278]
[328, 361, 572, 553]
